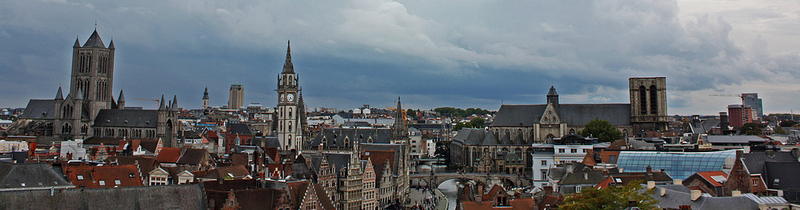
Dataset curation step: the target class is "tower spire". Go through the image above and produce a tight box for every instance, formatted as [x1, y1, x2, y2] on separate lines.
[282, 40, 294, 74]
[158, 95, 166, 110]
[55, 86, 64, 100]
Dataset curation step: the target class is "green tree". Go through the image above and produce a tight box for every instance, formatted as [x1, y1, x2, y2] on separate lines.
[454, 122, 469, 131]
[469, 117, 485, 128]
[779, 120, 796, 127]
[579, 117, 622, 142]
[406, 109, 418, 121]
[561, 180, 658, 210]
[739, 123, 764, 135]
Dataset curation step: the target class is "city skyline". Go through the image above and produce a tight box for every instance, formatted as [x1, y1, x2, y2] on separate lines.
[2, 0, 800, 115]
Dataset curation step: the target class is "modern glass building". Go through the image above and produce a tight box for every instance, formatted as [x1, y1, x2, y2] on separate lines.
[616, 150, 738, 180]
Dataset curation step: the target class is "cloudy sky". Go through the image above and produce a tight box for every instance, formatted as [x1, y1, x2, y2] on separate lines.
[2, 0, 799, 115]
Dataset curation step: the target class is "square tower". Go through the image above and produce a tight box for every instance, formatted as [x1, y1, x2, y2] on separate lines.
[629, 77, 668, 132]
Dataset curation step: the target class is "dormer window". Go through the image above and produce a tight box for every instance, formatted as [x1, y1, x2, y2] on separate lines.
[99, 180, 105, 186]
[77, 175, 84, 180]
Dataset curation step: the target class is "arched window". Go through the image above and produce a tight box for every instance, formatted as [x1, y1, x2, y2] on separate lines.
[569, 129, 575, 135]
[530, 129, 536, 143]
[639, 86, 647, 115]
[81, 125, 88, 134]
[546, 134, 555, 143]
[649, 85, 658, 115]
[623, 129, 629, 137]
[289, 107, 293, 118]
[62, 123, 71, 134]
[288, 121, 293, 132]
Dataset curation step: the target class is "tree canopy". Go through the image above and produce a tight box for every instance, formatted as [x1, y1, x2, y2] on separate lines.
[433, 107, 490, 118]
[738, 122, 765, 135]
[561, 180, 658, 210]
[453, 117, 486, 130]
[579, 117, 622, 142]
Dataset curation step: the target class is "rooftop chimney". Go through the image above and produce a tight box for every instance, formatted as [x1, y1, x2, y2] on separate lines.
[691, 190, 702, 201]
[647, 181, 655, 190]
[673, 179, 683, 185]
[660, 188, 667, 196]
[731, 190, 741, 197]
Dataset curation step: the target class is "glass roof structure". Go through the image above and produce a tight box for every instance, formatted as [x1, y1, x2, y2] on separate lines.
[616, 150, 738, 180]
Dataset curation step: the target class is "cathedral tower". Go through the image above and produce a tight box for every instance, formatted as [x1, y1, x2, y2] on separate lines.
[70, 30, 115, 123]
[202, 87, 210, 110]
[629, 77, 668, 133]
[276, 41, 303, 152]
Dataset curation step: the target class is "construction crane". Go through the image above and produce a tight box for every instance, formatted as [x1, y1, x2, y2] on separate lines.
[386, 106, 407, 120]
[134, 98, 160, 107]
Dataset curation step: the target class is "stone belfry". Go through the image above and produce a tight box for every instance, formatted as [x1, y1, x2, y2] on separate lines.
[276, 41, 303, 152]
[390, 97, 408, 142]
[71, 29, 115, 123]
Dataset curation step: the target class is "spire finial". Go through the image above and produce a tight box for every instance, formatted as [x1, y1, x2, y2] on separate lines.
[94, 21, 97, 30]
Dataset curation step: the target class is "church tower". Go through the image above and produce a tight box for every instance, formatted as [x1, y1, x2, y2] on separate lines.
[276, 41, 303, 152]
[70, 29, 115, 123]
[202, 87, 210, 110]
[629, 77, 668, 133]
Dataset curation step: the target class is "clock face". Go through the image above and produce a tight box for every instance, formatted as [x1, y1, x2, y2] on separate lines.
[280, 93, 285, 101]
[287, 93, 295, 101]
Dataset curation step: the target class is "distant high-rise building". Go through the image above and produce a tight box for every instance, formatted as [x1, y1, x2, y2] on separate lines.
[228, 84, 243, 109]
[728, 104, 753, 128]
[741, 93, 763, 120]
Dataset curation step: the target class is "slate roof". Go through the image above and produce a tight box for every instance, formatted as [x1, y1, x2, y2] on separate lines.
[648, 185, 759, 210]
[94, 109, 159, 128]
[0, 162, 72, 189]
[764, 162, 800, 189]
[83, 30, 106, 48]
[324, 153, 351, 172]
[559, 170, 607, 185]
[200, 165, 250, 180]
[176, 148, 208, 165]
[228, 123, 253, 135]
[0, 184, 206, 210]
[309, 128, 392, 149]
[453, 128, 487, 145]
[741, 151, 798, 175]
[706, 135, 766, 144]
[491, 104, 631, 127]
[19, 100, 56, 120]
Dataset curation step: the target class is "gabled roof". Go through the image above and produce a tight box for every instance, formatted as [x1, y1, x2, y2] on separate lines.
[156, 148, 182, 163]
[64, 164, 142, 188]
[648, 185, 758, 210]
[491, 104, 631, 127]
[764, 162, 800, 189]
[695, 171, 727, 187]
[94, 109, 159, 128]
[313, 183, 336, 210]
[228, 123, 253, 135]
[0, 162, 72, 189]
[177, 148, 209, 165]
[741, 151, 798, 175]
[19, 100, 56, 119]
[559, 170, 606, 185]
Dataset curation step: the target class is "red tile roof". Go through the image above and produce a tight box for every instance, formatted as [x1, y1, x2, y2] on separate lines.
[64, 165, 143, 188]
[157, 147, 182, 163]
[697, 171, 727, 187]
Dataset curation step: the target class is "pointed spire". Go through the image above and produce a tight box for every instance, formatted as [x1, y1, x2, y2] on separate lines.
[108, 39, 115, 49]
[547, 85, 558, 96]
[83, 29, 105, 48]
[55, 86, 64, 100]
[282, 40, 294, 74]
[73, 36, 81, 48]
[118, 89, 125, 102]
[158, 95, 166, 110]
[203, 87, 209, 99]
[171, 95, 179, 111]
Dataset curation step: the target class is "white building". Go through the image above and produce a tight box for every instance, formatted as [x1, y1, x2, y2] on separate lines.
[530, 135, 601, 189]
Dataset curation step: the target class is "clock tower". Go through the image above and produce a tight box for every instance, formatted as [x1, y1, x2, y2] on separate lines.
[276, 41, 303, 152]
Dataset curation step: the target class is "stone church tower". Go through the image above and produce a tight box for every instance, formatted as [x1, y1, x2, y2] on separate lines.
[54, 30, 116, 139]
[629, 77, 668, 132]
[276, 41, 303, 152]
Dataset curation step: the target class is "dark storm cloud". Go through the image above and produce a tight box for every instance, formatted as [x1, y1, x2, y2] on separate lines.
[1, 0, 799, 115]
